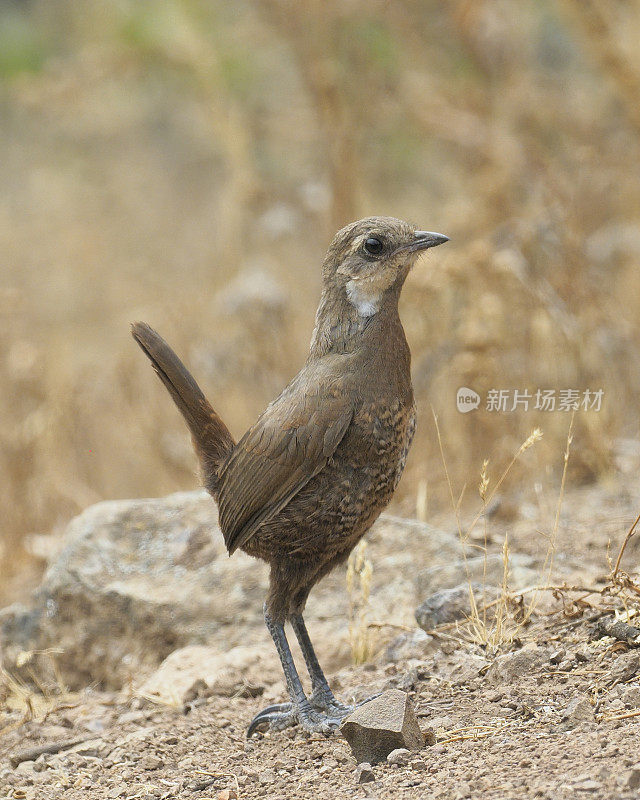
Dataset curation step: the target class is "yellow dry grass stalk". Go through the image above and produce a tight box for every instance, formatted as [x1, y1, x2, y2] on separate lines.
[467, 418, 578, 647]
[433, 409, 545, 650]
[346, 539, 373, 665]
[525, 413, 575, 621]
[0, 648, 69, 735]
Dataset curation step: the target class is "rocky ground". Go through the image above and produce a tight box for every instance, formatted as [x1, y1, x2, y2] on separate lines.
[1, 475, 640, 800]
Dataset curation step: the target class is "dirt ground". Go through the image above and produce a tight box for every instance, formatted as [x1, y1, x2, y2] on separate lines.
[2, 477, 640, 800]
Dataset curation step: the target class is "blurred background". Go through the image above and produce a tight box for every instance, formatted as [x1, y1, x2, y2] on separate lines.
[1, 0, 640, 605]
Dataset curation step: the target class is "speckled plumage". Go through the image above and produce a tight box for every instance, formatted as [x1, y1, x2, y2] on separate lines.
[132, 216, 448, 735]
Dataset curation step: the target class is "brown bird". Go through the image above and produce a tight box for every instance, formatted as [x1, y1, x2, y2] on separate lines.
[131, 216, 448, 735]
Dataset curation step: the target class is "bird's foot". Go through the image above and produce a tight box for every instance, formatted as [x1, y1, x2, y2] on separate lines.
[309, 689, 353, 719]
[247, 700, 343, 737]
[309, 688, 382, 718]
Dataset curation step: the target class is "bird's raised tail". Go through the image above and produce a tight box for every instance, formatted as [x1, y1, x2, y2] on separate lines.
[131, 322, 235, 497]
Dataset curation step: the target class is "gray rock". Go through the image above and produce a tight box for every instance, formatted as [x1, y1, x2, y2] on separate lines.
[355, 762, 375, 783]
[0, 491, 268, 689]
[416, 553, 538, 595]
[623, 764, 640, 790]
[415, 582, 499, 631]
[383, 629, 435, 663]
[562, 696, 594, 729]
[610, 651, 640, 683]
[486, 645, 550, 684]
[138, 643, 275, 705]
[387, 748, 411, 765]
[620, 684, 640, 708]
[449, 651, 490, 684]
[0, 500, 465, 691]
[341, 689, 423, 765]
[0, 490, 527, 694]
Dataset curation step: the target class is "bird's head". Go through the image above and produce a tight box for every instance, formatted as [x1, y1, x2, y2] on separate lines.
[322, 216, 449, 317]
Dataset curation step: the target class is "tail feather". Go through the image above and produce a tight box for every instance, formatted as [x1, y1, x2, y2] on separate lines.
[131, 322, 235, 495]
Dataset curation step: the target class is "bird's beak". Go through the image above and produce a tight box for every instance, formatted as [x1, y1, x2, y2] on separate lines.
[412, 230, 450, 251]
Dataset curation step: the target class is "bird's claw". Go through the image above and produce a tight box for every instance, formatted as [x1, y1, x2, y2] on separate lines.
[309, 692, 353, 719]
[247, 701, 343, 737]
[308, 689, 381, 718]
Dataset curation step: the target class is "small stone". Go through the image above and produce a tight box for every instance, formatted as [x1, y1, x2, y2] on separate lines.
[415, 583, 498, 631]
[411, 758, 427, 771]
[140, 754, 164, 771]
[71, 738, 105, 757]
[621, 685, 640, 708]
[182, 678, 209, 704]
[340, 689, 423, 765]
[610, 651, 640, 683]
[572, 778, 601, 792]
[562, 696, 594, 728]
[423, 727, 437, 746]
[549, 649, 565, 664]
[384, 629, 435, 662]
[217, 791, 238, 800]
[396, 667, 419, 692]
[355, 763, 375, 783]
[387, 748, 411, 765]
[486, 645, 550, 683]
[429, 715, 453, 731]
[575, 651, 589, 663]
[258, 769, 276, 784]
[623, 764, 640, 790]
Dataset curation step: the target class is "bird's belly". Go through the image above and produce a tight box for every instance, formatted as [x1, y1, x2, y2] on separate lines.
[245, 399, 416, 562]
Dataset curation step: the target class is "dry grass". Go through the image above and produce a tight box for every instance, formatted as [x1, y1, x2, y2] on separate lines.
[0, 648, 70, 738]
[1, 0, 640, 604]
[433, 419, 545, 651]
[346, 540, 374, 665]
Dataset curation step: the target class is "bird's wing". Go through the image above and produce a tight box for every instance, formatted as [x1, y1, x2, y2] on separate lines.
[217, 381, 353, 555]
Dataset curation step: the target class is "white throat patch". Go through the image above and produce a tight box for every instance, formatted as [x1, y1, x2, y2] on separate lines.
[345, 273, 393, 317]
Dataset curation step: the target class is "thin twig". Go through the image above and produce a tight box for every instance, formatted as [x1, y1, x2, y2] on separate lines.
[602, 708, 640, 721]
[10, 736, 92, 767]
[612, 511, 640, 580]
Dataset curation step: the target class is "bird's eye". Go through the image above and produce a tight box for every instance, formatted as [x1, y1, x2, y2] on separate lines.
[364, 237, 383, 256]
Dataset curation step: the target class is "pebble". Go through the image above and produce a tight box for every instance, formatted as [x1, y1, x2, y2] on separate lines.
[355, 763, 375, 784]
[140, 754, 164, 770]
[623, 764, 640, 790]
[562, 696, 594, 728]
[571, 778, 601, 792]
[387, 748, 411, 765]
[258, 769, 276, 784]
[621, 685, 640, 707]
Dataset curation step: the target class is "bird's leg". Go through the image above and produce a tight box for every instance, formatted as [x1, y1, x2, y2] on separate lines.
[247, 606, 342, 737]
[289, 613, 354, 718]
